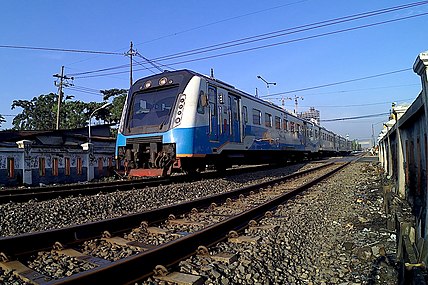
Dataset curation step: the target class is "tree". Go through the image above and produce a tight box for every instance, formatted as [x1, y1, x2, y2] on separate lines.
[11, 93, 110, 130]
[0, 114, 5, 128]
[12, 93, 58, 130]
[100, 89, 127, 124]
[62, 100, 95, 129]
[11, 88, 127, 131]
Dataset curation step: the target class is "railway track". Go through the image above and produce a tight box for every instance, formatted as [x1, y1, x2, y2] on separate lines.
[0, 163, 306, 204]
[0, 159, 353, 285]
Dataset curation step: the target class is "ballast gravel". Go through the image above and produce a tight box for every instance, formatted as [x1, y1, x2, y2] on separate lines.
[142, 161, 398, 284]
[0, 163, 316, 237]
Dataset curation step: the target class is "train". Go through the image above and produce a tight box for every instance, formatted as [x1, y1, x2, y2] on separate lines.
[115, 69, 352, 176]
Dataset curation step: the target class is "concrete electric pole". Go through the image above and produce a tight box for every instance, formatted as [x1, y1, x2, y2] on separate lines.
[53, 66, 73, 130]
[126, 41, 136, 87]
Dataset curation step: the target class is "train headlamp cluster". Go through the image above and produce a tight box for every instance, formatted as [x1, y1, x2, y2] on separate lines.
[144, 81, 152, 89]
[142, 77, 174, 89]
[159, 77, 168, 86]
[173, 93, 186, 127]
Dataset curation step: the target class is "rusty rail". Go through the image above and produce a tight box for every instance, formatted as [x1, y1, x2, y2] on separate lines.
[0, 161, 351, 285]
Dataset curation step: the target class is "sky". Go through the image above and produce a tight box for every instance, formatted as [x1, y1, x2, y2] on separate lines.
[1, 0, 427, 144]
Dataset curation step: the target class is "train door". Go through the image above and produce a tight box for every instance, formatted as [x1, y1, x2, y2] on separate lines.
[208, 86, 219, 141]
[242, 106, 248, 138]
[228, 94, 241, 143]
[302, 122, 307, 146]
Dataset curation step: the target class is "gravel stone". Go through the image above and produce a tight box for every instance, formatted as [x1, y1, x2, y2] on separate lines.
[137, 162, 399, 285]
[0, 163, 315, 237]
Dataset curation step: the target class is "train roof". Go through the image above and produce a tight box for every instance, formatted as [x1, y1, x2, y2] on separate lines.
[133, 69, 349, 140]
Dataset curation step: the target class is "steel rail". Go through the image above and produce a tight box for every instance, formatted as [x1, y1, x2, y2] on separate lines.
[0, 163, 288, 204]
[53, 162, 350, 285]
[0, 162, 334, 258]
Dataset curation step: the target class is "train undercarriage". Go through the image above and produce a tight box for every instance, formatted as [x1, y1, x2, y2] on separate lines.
[117, 139, 324, 177]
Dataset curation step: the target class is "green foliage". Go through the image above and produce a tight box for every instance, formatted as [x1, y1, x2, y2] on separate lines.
[12, 93, 58, 130]
[100, 89, 127, 123]
[11, 89, 128, 131]
[0, 114, 5, 127]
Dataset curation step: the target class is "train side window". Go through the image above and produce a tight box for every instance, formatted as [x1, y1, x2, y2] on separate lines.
[7, 157, 14, 178]
[197, 91, 206, 114]
[52, 158, 59, 176]
[77, 157, 83, 175]
[296, 124, 300, 133]
[243, 106, 248, 123]
[252, 109, 261, 125]
[208, 87, 217, 116]
[39, 157, 46, 177]
[98, 158, 104, 176]
[65, 157, 71, 176]
[290, 122, 295, 132]
[265, 113, 272, 128]
[275, 116, 281, 129]
[284, 120, 288, 131]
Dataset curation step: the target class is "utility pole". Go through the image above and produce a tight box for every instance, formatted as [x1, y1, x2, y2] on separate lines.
[293, 95, 303, 114]
[53, 66, 73, 130]
[125, 41, 136, 87]
[281, 96, 292, 109]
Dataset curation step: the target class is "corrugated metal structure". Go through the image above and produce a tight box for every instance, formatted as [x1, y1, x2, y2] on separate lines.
[378, 51, 428, 284]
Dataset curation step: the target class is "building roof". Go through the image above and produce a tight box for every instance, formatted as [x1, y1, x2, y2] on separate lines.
[0, 125, 115, 146]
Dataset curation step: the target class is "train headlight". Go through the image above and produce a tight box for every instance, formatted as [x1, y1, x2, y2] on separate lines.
[159, 77, 168, 86]
[173, 93, 186, 128]
[144, 80, 152, 89]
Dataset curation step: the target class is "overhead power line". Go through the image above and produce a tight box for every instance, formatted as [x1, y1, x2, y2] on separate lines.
[157, 12, 428, 67]
[152, 1, 428, 62]
[321, 112, 390, 122]
[139, 0, 308, 45]
[68, 64, 129, 76]
[65, 85, 104, 97]
[275, 83, 419, 97]
[299, 97, 414, 108]
[262, 68, 412, 98]
[71, 2, 428, 79]
[0, 45, 123, 55]
[132, 58, 157, 75]
[135, 52, 164, 73]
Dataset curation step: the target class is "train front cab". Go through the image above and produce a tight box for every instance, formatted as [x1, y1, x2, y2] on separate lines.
[115, 70, 199, 176]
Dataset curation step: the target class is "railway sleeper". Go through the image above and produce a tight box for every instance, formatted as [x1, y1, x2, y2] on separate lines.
[53, 248, 111, 267]
[167, 218, 206, 228]
[136, 225, 189, 239]
[208, 206, 242, 215]
[0, 259, 52, 285]
[196, 246, 238, 264]
[101, 236, 148, 250]
[154, 270, 204, 285]
[146, 226, 171, 235]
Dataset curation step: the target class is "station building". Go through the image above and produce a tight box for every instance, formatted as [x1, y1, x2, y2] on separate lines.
[0, 125, 115, 187]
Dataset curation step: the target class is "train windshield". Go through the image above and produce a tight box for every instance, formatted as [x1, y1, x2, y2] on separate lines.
[127, 86, 179, 133]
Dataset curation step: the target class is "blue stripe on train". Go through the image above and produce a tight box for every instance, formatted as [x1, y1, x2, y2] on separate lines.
[116, 126, 306, 155]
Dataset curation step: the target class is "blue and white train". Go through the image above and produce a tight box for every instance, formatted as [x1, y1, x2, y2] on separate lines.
[115, 70, 351, 176]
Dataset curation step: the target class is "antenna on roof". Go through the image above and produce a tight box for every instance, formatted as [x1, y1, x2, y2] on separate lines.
[210, 68, 214, 79]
